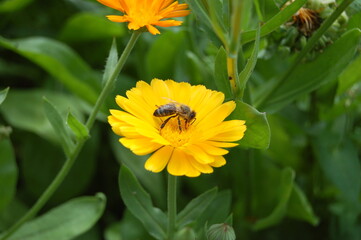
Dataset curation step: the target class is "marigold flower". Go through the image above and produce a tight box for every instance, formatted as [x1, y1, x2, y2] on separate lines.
[97, 0, 190, 35]
[108, 79, 246, 177]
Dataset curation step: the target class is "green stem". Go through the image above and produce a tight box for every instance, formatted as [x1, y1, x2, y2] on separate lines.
[0, 31, 141, 240]
[167, 174, 177, 240]
[256, 0, 355, 109]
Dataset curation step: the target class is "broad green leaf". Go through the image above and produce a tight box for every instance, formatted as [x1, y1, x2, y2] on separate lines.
[259, 29, 361, 112]
[241, 0, 307, 44]
[0, 87, 9, 106]
[0, 198, 27, 231]
[252, 168, 295, 230]
[0, 36, 100, 104]
[230, 101, 270, 149]
[184, 0, 212, 30]
[337, 54, 361, 95]
[6, 193, 106, 240]
[102, 38, 119, 86]
[145, 31, 186, 80]
[67, 112, 89, 141]
[20, 129, 99, 204]
[118, 166, 167, 240]
[0, 139, 17, 212]
[111, 136, 165, 207]
[59, 13, 125, 42]
[177, 188, 218, 228]
[104, 211, 150, 240]
[207, 0, 228, 44]
[214, 47, 232, 99]
[195, 190, 232, 228]
[238, 26, 260, 97]
[44, 98, 75, 156]
[0, 0, 33, 12]
[287, 184, 319, 225]
[313, 134, 361, 203]
[0, 90, 88, 143]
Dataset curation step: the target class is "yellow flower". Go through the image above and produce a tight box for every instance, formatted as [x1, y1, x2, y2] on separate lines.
[108, 79, 246, 177]
[97, 0, 190, 35]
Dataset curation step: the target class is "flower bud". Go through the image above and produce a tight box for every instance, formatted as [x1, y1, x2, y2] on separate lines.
[174, 227, 196, 240]
[206, 223, 236, 240]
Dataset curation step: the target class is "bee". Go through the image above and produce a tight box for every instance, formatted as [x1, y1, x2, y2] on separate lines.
[153, 101, 196, 131]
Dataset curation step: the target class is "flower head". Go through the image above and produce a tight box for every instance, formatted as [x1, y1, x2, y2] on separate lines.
[108, 79, 246, 177]
[97, 0, 190, 35]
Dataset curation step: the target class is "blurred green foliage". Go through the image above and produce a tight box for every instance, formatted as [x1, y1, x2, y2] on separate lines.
[1, 0, 361, 239]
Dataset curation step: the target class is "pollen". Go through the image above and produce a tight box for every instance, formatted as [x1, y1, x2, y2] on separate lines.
[159, 118, 193, 147]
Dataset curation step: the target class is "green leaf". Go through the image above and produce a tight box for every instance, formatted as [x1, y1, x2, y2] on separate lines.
[59, 13, 125, 42]
[6, 193, 106, 240]
[177, 188, 218, 228]
[111, 136, 165, 207]
[241, 0, 307, 44]
[0, 36, 100, 104]
[102, 38, 119, 86]
[337, 53, 361, 95]
[313, 134, 361, 203]
[0, 87, 9, 106]
[184, 0, 212, 30]
[118, 166, 167, 240]
[195, 190, 232, 227]
[19, 129, 98, 204]
[0, 89, 88, 143]
[252, 168, 295, 230]
[146, 31, 186, 80]
[43, 98, 75, 156]
[0, 139, 17, 212]
[259, 28, 361, 112]
[230, 101, 270, 149]
[67, 112, 89, 141]
[214, 47, 232, 99]
[287, 184, 319, 226]
[239, 26, 260, 96]
[0, 0, 33, 12]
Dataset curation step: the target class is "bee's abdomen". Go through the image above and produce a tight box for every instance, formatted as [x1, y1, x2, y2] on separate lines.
[153, 104, 177, 117]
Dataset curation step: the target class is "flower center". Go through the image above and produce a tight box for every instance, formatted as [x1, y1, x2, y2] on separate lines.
[159, 117, 193, 147]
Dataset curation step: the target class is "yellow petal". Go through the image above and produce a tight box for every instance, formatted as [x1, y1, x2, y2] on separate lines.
[167, 148, 191, 176]
[195, 101, 236, 130]
[195, 142, 229, 156]
[162, 10, 190, 18]
[184, 144, 215, 164]
[209, 120, 247, 142]
[146, 25, 161, 35]
[145, 146, 173, 172]
[106, 15, 128, 22]
[189, 157, 214, 173]
[209, 156, 226, 167]
[97, 0, 125, 12]
[154, 20, 183, 27]
[119, 137, 161, 155]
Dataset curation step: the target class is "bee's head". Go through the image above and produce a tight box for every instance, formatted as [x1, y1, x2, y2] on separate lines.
[189, 111, 196, 120]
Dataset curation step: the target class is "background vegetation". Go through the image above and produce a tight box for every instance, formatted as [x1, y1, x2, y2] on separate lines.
[0, 0, 361, 239]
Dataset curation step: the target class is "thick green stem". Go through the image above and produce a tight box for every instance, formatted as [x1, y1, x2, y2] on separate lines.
[256, 0, 356, 109]
[167, 174, 177, 240]
[0, 31, 141, 240]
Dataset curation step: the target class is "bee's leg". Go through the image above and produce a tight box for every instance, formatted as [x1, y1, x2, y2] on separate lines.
[177, 116, 182, 132]
[190, 118, 196, 125]
[160, 115, 176, 129]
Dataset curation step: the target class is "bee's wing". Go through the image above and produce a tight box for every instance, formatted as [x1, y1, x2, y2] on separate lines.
[161, 97, 181, 106]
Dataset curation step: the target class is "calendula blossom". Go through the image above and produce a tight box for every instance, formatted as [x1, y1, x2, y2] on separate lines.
[97, 0, 190, 35]
[108, 79, 246, 177]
